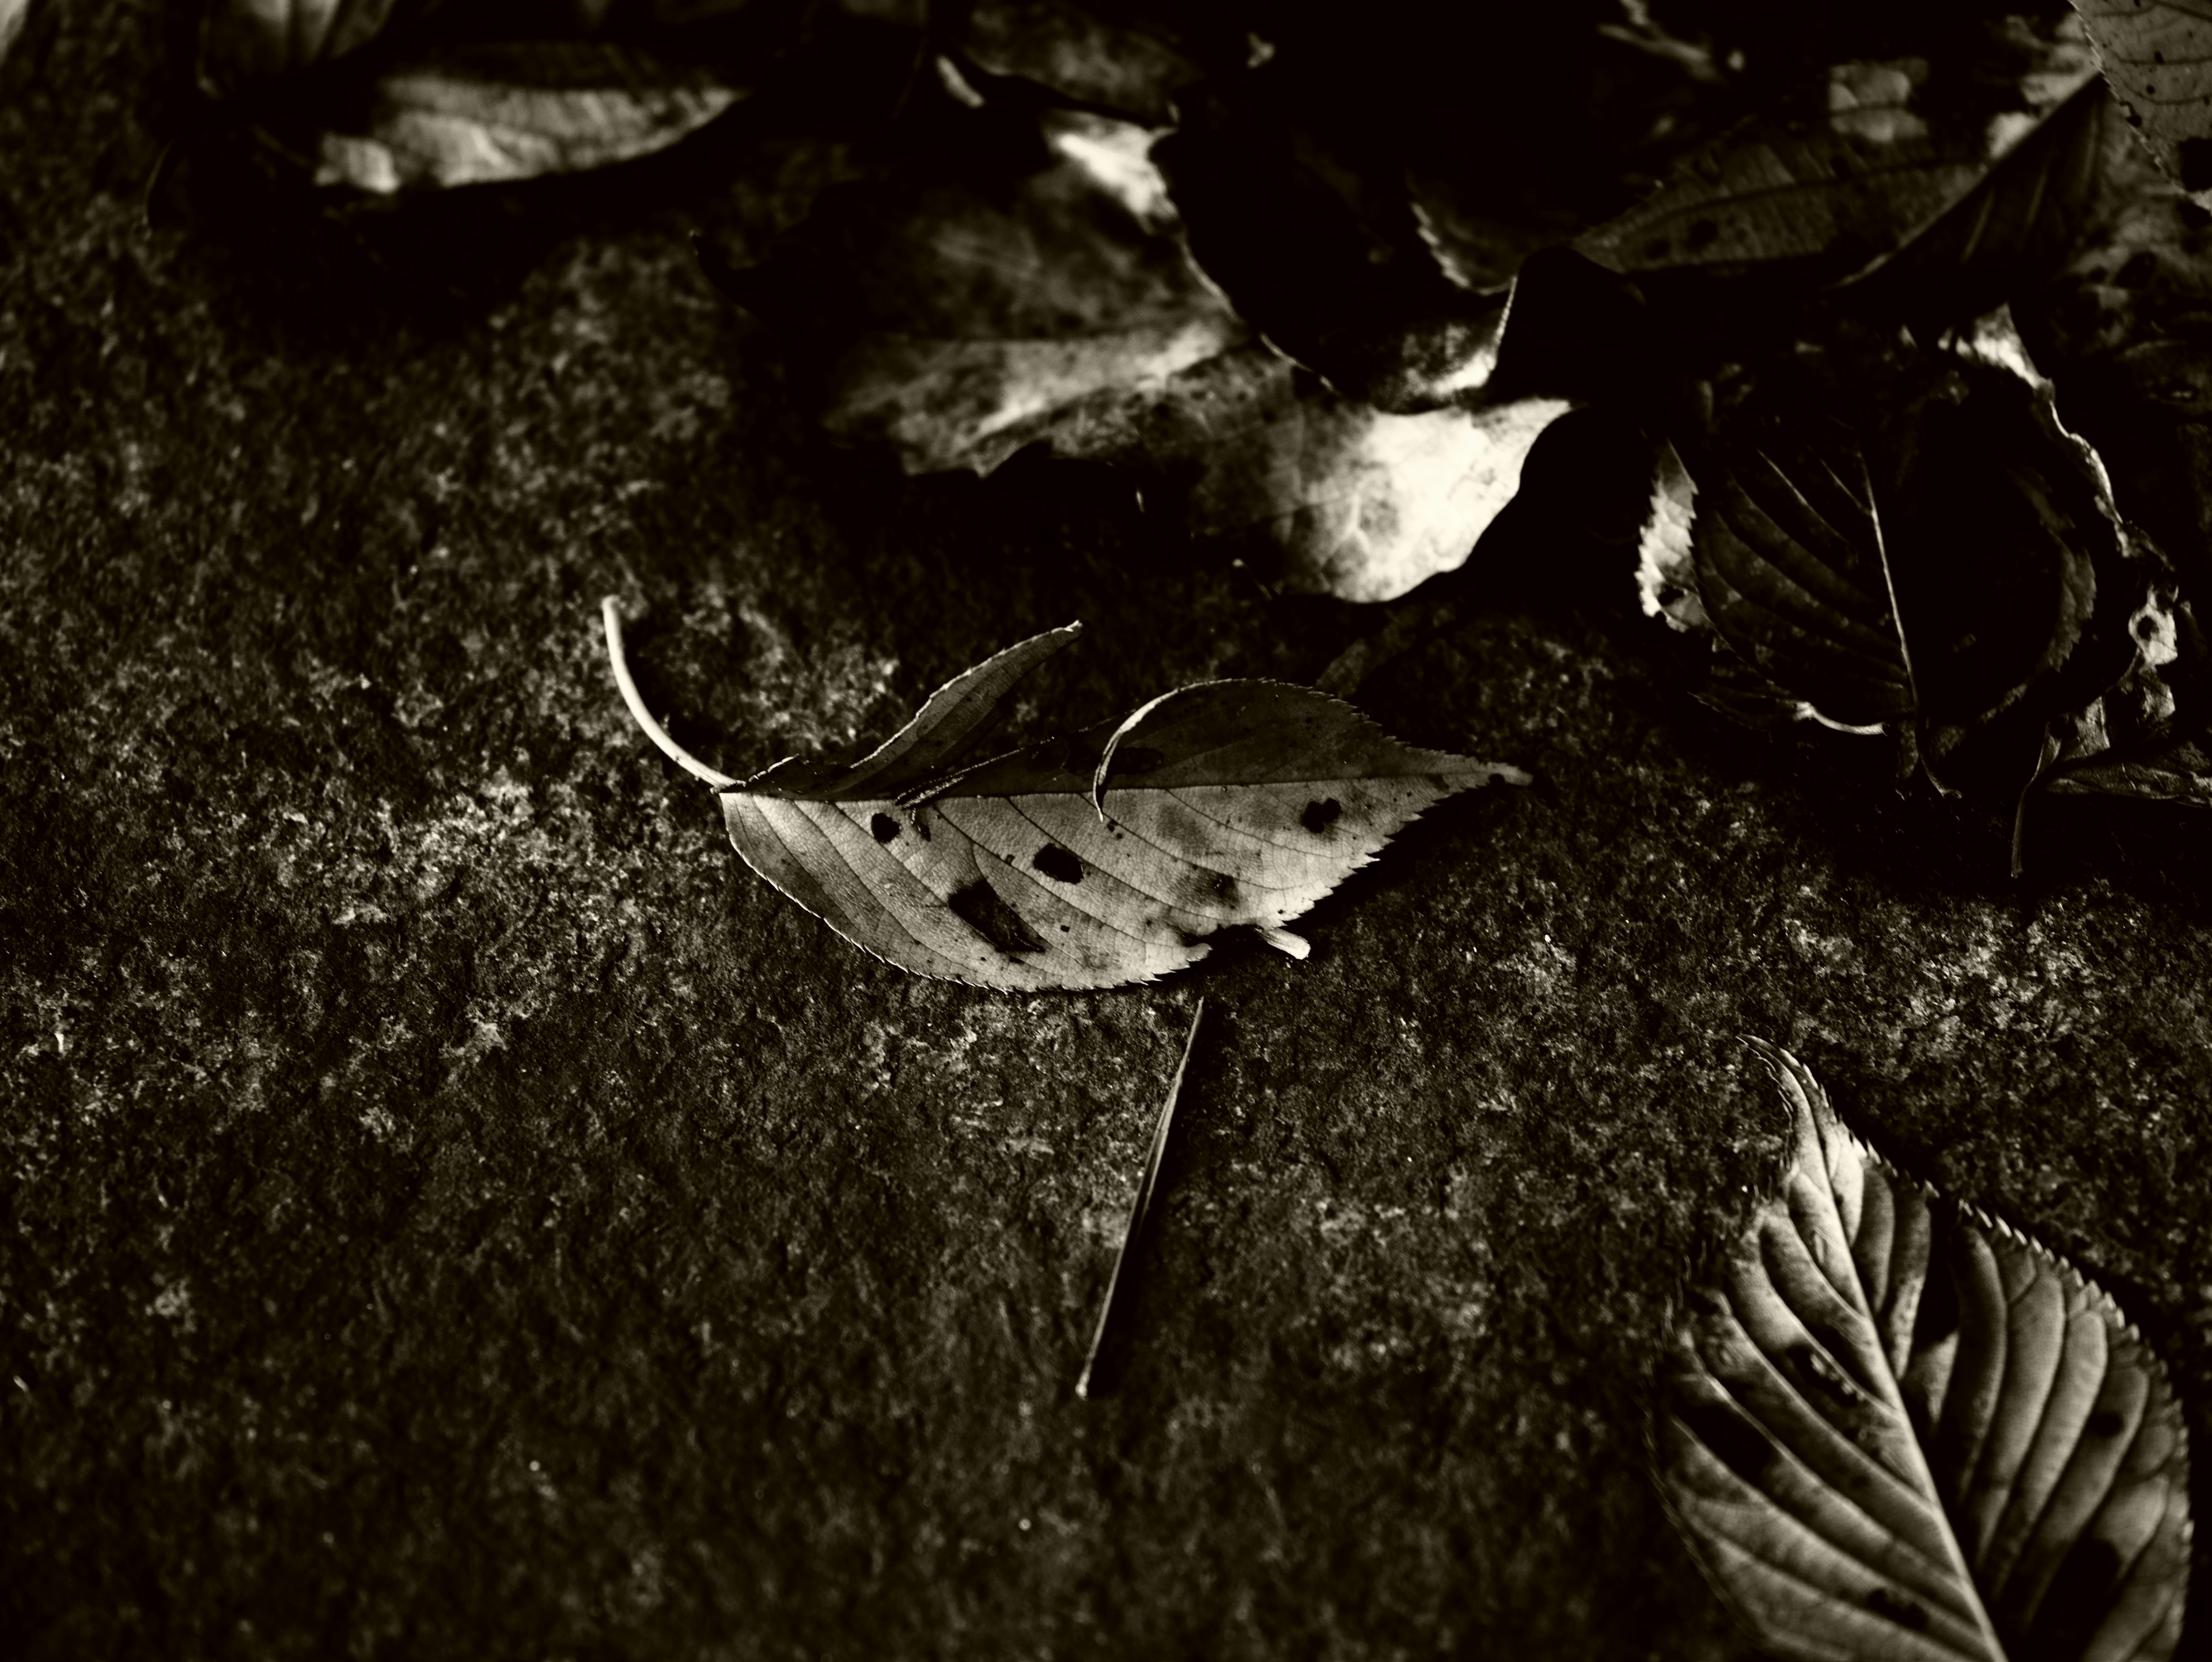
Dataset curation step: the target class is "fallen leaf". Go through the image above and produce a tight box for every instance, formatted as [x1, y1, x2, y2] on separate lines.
[1659, 1039, 2192, 1662]
[953, 0, 1205, 127]
[312, 42, 743, 192]
[2074, 0, 2212, 204]
[1636, 437, 1705, 632]
[1578, 20, 2105, 322]
[1181, 381, 1575, 604]
[1686, 405, 1912, 732]
[198, 0, 428, 95]
[602, 601, 1527, 991]
[730, 98, 1244, 474]
[1154, 80, 1500, 408]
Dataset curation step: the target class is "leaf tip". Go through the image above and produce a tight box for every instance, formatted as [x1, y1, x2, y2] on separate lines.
[1256, 925, 1310, 960]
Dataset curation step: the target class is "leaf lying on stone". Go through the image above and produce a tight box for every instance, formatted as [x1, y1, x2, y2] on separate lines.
[312, 41, 743, 192]
[2073, 0, 2212, 207]
[1658, 1039, 2192, 1662]
[1578, 19, 2106, 323]
[726, 95, 1244, 475]
[601, 600, 1527, 991]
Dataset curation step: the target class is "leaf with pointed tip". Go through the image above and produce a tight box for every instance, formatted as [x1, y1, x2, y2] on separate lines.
[609, 618, 1527, 991]
[310, 42, 741, 192]
[1182, 383, 1576, 604]
[1658, 1040, 2192, 1662]
[2073, 0, 2212, 205]
[1578, 20, 2105, 320]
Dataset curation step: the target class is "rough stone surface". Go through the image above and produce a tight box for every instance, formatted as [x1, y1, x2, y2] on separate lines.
[4, 9, 2211, 1660]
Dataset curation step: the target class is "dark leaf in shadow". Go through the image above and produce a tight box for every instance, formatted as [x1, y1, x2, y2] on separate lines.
[728, 96, 1244, 474]
[1578, 18, 2104, 319]
[950, 0, 1210, 126]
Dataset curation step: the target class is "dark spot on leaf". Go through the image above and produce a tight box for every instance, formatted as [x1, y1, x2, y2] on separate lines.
[2156, 49, 2166, 65]
[2088, 1409, 2124, 1437]
[2138, 616, 2161, 641]
[2124, 103, 2143, 128]
[1032, 844, 1084, 884]
[2117, 252, 2159, 290]
[1060, 737, 1101, 777]
[1679, 1398, 1774, 1487]
[1657, 582, 1684, 607]
[1865, 1589, 1927, 1631]
[948, 880, 1046, 956]
[1686, 217, 1719, 251]
[1300, 797, 1342, 834]
[2180, 137, 2212, 194]
[870, 812, 899, 843]
[1109, 747, 1166, 776]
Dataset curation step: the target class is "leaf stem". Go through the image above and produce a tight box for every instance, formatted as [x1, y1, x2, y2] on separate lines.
[600, 596, 739, 789]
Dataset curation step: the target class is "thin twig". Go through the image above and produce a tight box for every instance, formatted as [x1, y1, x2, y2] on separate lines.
[601, 596, 740, 789]
[1076, 998, 1206, 1400]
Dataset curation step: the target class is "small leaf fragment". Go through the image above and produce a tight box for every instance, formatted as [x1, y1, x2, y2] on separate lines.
[620, 622, 1527, 991]
[1659, 1040, 2192, 1662]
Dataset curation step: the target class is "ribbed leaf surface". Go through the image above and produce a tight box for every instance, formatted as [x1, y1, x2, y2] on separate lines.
[1659, 1041, 2191, 1661]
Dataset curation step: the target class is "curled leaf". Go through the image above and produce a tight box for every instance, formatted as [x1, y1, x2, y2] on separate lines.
[1659, 1040, 2192, 1662]
[313, 43, 743, 192]
[604, 603, 1526, 990]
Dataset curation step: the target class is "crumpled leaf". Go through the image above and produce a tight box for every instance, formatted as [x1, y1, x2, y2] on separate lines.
[1659, 1039, 2192, 1662]
[952, 0, 1206, 127]
[312, 41, 743, 192]
[729, 97, 1244, 475]
[604, 604, 1527, 990]
[2073, 0, 2212, 205]
[1578, 19, 2106, 323]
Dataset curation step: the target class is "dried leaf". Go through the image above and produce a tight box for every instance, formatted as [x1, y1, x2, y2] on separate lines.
[603, 603, 1526, 990]
[1659, 1040, 2192, 1662]
[1687, 407, 1913, 731]
[1153, 81, 1501, 408]
[954, 0, 1204, 127]
[733, 101, 1244, 475]
[199, 0, 429, 95]
[2074, 0, 2212, 203]
[1578, 21, 2104, 319]
[1183, 381, 1575, 603]
[312, 42, 741, 192]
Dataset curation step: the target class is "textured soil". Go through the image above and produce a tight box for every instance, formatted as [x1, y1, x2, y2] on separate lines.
[3, 8, 2209, 1660]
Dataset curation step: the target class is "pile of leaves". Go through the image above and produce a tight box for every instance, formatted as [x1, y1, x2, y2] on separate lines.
[130, 1, 2212, 866]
